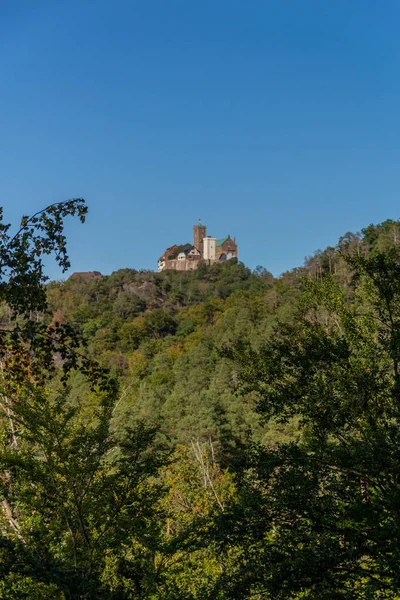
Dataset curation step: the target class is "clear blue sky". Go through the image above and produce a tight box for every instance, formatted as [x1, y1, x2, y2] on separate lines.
[1, 0, 399, 279]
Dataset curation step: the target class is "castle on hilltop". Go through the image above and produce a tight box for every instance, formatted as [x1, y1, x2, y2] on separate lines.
[158, 221, 238, 272]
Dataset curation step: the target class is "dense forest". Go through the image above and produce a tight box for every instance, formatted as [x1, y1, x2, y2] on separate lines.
[2, 201, 400, 598]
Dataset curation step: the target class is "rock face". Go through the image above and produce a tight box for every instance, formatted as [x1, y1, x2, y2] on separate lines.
[69, 271, 103, 281]
[122, 281, 154, 299]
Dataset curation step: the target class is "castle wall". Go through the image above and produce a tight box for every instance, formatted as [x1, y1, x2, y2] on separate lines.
[164, 256, 201, 271]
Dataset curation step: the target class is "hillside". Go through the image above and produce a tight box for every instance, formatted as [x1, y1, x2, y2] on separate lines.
[46, 260, 282, 456]
[3, 207, 400, 598]
[43, 218, 400, 457]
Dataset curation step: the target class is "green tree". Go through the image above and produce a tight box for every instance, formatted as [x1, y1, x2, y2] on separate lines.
[0, 201, 168, 598]
[112, 291, 146, 320]
[215, 250, 400, 598]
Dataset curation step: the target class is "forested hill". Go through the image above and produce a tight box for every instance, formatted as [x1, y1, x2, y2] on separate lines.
[44, 218, 400, 457]
[4, 206, 400, 598]
[46, 260, 281, 456]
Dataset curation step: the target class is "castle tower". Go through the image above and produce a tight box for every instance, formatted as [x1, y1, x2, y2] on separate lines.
[203, 236, 216, 261]
[193, 220, 206, 257]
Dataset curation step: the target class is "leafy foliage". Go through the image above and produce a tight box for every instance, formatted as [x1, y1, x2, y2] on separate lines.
[213, 247, 400, 598]
[4, 204, 400, 598]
